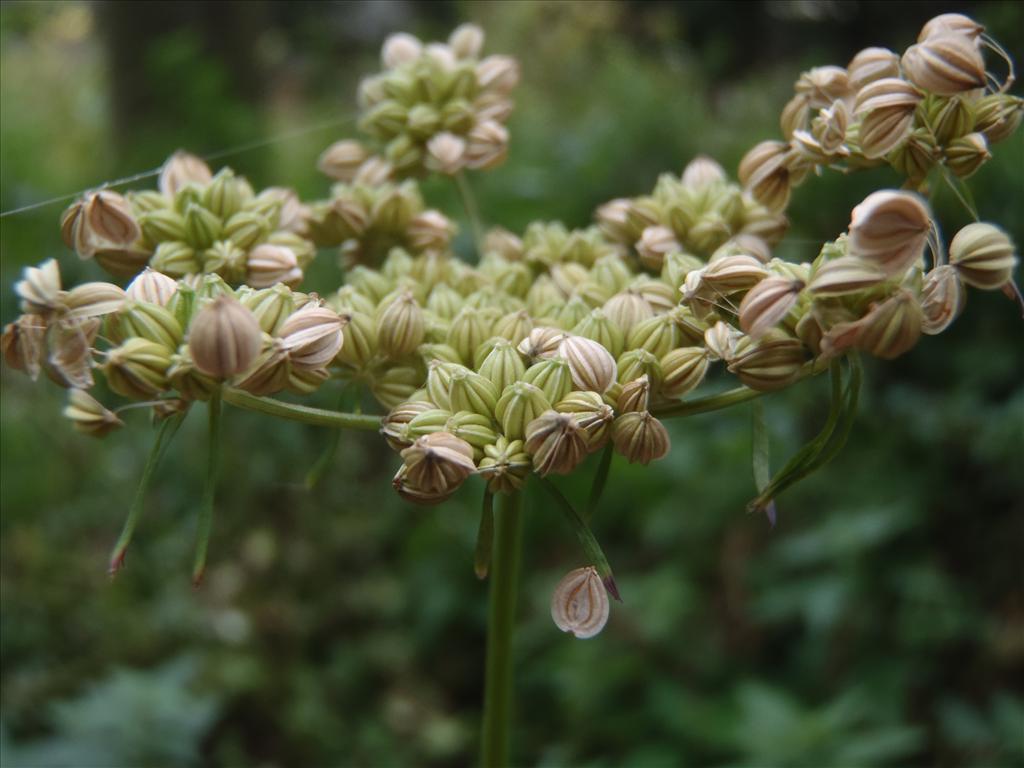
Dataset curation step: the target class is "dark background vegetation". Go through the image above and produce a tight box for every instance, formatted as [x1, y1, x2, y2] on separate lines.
[1, 1, 1022, 766]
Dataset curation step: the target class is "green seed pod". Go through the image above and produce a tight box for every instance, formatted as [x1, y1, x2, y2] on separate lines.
[202, 168, 245, 220]
[495, 381, 551, 440]
[446, 410, 499, 455]
[104, 337, 172, 399]
[660, 347, 710, 398]
[493, 309, 534, 346]
[381, 400, 434, 452]
[167, 344, 219, 401]
[183, 203, 222, 250]
[128, 189, 170, 214]
[572, 309, 625, 359]
[522, 358, 573, 404]
[477, 338, 527, 392]
[150, 241, 199, 277]
[426, 283, 464, 320]
[347, 266, 392, 304]
[807, 255, 887, 296]
[332, 285, 377, 317]
[242, 284, 295, 335]
[662, 252, 705, 298]
[426, 361, 465, 410]
[376, 291, 425, 359]
[478, 437, 532, 494]
[611, 411, 670, 465]
[602, 291, 654, 334]
[555, 390, 615, 451]
[202, 240, 248, 284]
[222, 211, 270, 251]
[526, 275, 565, 318]
[626, 314, 681, 358]
[856, 289, 924, 359]
[408, 408, 454, 439]
[554, 296, 592, 331]
[927, 95, 976, 144]
[418, 342, 463, 366]
[973, 93, 1024, 145]
[727, 331, 806, 391]
[524, 410, 588, 476]
[372, 365, 422, 409]
[139, 209, 187, 244]
[334, 310, 375, 369]
[448, 368, 499, 418]
[447, 307, 491, 365]
[166, 281, 196, 328]
[887, 128, 939, 184]
[113, 299, 184, 349]
[591, 253, 633, 293]
[948, 222, 1018, 290]
[617, 348, 663, 389]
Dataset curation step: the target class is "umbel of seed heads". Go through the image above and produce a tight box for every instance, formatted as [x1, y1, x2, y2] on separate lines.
[1, 14, 1020, 639]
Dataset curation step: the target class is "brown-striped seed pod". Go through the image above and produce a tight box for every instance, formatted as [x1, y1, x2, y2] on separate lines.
[478, 438, 532, 494]
[187, 296, 261, 379]
[856, 290, 924, 360]
[918, 14, 984, 43]
[901, 33, 986, 96]
[847, 47, 900, 91]
[739, 276, 804, 338]
[920, 265, 964, 335]
[807, 255, 888, 296]
[853, 78, 922, 158]
[246, 244, 303, 289]
[738, 140, 791, 213]
[517, 326, 568, 361]
[376, 291, 424, 359]
[84, 190, 141, 249]
[659, 347, 710, 398]
[847, 191, 931, 277]
[381, 400, 435, 451]
[104, 337, 173, 399]
[279, 304, 345, 369]
[602, 291, 654, 335]
[727, 332, 806, 391]
[524, 410, 589, 476]
[2, 315, 45, 380]
[948, 223, 1018, 290]
[551, 566, 610, 639]
[126, 268, 178, 306]
[15, 259, 63, 314]
[636, 225, 680, 271]
[317, 140, 370, 182]
[495, 381, 551, 441]
[555, 390, 615, 451]
[611, 410, 670, 465]
[47, 317, 98, 389]
[944, 132, 990, 179]
[398, 431, 476, 499]
[616, 375, 651, 413]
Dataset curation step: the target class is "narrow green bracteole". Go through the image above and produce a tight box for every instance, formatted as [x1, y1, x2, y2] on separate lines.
[192, 389, 223, 587]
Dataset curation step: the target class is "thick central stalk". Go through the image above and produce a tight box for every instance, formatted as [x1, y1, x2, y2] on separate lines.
[480, 491, 523, 768]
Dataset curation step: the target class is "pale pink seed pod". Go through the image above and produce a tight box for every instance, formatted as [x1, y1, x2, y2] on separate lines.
[464, 120, 509, 170]
[247, 244, 302, 289]
[738, 141, 791, 213]
[847, 47, 900, 91]
[853, 78, 922, 158]
[847, 191, 931, 277]
[381, 32, 423, 69]
[681, 155, 726, 188]
[918, 14, 984, 44]
[278, 304, 345, 369]
[739, 276, 804, 338]
[84, 190, 141, 247]
[399, 431, 476, 496]
[188, 296, 262, 379]
[855, 290, 924, 360]
[426, 132, 467, 175]
[920, 265, 964, 335]
[317, 140, 369, 181]
[807, 255, 888, 296]
[551, 566, 610, 639]
[795, 65, 851, 110]
[948, 222, 1019, 290]
[635, 225, 681, 271]
[126, 268, 178, 306]
[901, 34, 986, 96]
[476, 55, 519, 94]
[517, 326, 568, 361]
[558, 335, 616, 393]
[449, 23, 485, 60]
[159, 150, 212, 198]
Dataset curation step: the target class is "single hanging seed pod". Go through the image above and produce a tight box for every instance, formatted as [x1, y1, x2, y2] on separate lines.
[63, 389, 123, 437]
[551, 567, 610, 639]
[948, 222, 1018, 290]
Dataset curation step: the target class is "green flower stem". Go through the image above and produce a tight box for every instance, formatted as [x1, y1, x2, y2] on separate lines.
[191, 390, 223, 587]
[584, 442, 614, 522]
[652, 385, 765, 419]
[108, 412, 186, 575]
[454, 170, 486, 257]
[222, 388, 381, 431]
[480, 491, 523, 768]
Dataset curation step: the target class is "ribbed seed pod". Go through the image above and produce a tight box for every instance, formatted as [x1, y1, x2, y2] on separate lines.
[901, 33, 986, 96]
[371, 365, 422, 409]
[625, 314, 680, 358]
[853, 78, 922, 158]
[559, 335, 616, 393]
[446, 411, 499, 455]
[524, 410, 589, 476]
[944, 132, 990, 178]
[704, 321, 742, 362]
[242, 284, 295, 335]
[381, 400, 435, 451]
[551, 567, 609, 639]
[477, 338, 527, 392]
[399, 431, 476, 498]
[918, 13, 984, 43]
[126, 268, 178, 306]
[15, 259, 63, 314]
[807, 255, 888, 296]
[167, 344, 219, 401]
[847, 191, 931, 277]
[556, 390, 615, 451]
[104, 337, 173, 399]
[602, 291, 654, 334]
[407, 409, 454, 440]
[611, 411, 670, 465]
[425, 361, 464, 409]
[948, 222, 1018, 290]
[279, 304, 346, 369]
[478, 438, 531, 494]
[738, 140, 791, 213]
[495, 381, 551, 440]
[920, 265, 964, 335]
[493, 309, 534, 346]
[616, 375, 651, 414]
[448, 307, 491, 364]
[572, 309, 625, 359]
[187, 296, 261, 379]
[701, 253, 769, 295]
[660, 347, 710, 398]
[847, 47, 900, 91]
[448, 368, 499, 419]
[516, 326, 568, 361]
[973, 94, 1024, 144]
[522, 358, 574, 404]
[114, 300, 184, 349]
[616, 349, 663, 389]
[62, 282, 127, 319]
[63, 389, 123, 437]
[727, 332, 806, 391]
[739, 277, 804, 338]
[856, 290, 923, 359]
[376, 291, 424, 359]
[334, 310, 375, 369]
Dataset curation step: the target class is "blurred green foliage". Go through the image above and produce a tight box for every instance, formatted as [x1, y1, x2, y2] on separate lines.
[2, 2, 1022, 767]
